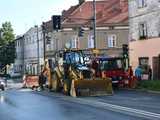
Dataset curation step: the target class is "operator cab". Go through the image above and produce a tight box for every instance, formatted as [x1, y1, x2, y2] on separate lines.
[63, 50, 91, 79]
[64, 51, 84, 65]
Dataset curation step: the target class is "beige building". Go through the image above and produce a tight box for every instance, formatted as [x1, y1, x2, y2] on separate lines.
[44, 0, 129, 58]
[129, 0, 160, 79]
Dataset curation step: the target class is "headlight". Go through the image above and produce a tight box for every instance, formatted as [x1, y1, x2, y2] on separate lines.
[119, 76, 123, 80]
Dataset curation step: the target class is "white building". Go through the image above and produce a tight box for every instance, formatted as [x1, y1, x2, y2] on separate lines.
[23, 26, 44, 75]
[10, 36, 24, 77]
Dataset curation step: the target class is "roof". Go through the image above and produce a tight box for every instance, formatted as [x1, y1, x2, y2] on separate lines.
[62, 0, 128, 28]
[42, 5, 79, 31]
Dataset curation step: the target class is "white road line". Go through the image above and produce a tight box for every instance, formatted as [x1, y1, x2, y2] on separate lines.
[93, 101, 160, 118]
[18, 89, 33, 92]
[62, 97, 160, 119]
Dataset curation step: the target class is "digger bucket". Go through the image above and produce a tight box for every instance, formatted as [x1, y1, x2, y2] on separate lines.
[70, 78, 113, 97]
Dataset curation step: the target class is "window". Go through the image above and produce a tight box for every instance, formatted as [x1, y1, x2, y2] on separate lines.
[71, 36, 77, 48]
[33, 35, 35, 43]
[65, 52, 83, 64]
[139, 57, 149, 66]
[19, 41, 21, 46]
[30, 37, 31, 43]
[139, 22, 147, 39]
[137, 0, 147, 8]
[139, 57, 149, 73]
[88, 34, 94, 48]
[16, 41, 18, 47]
[18, 41, 20, 47]
[26, 37, 29, 44]
[107, 34, 117, 48]
[158, 19, 160, 37]
[24, 38, 26, 44]
[100, 59, 123, 71]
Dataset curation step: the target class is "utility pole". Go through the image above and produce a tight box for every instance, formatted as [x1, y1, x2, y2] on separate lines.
[42, 22, 46, 63]
[35, 25, 40, 74]
[93, 0, 96, 49]
[20, 35, 25, 76]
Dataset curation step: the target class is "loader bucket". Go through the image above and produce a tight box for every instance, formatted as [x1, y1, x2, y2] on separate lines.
[70, 78, 113, 97]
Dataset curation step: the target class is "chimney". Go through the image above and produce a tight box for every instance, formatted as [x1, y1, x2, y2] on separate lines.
[79, 0, 85, 5]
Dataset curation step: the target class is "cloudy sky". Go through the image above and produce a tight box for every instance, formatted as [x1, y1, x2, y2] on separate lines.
[0, 0, 79, 35]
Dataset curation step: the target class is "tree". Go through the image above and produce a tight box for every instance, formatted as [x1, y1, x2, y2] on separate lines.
[79, 0, 85, 5]
[0, 21, 15, 68]
[0, 21, 15, 46]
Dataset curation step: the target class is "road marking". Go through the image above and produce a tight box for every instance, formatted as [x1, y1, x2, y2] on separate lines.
[18, 89, 33, 92]
[62, 97, 160, 119]
[31, 91, 160, 119]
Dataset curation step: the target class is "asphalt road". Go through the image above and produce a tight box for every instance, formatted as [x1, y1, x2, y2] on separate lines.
[0, 89, 160, 120]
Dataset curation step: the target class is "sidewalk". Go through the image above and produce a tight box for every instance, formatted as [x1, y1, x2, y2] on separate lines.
[5, 78, 23, 90]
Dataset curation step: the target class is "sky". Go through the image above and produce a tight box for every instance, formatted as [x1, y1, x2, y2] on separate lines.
[0, 0, 79, 35]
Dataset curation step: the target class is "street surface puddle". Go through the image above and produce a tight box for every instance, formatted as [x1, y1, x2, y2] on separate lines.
[0, 94, 17, 107]
[0, 95, 5, 103]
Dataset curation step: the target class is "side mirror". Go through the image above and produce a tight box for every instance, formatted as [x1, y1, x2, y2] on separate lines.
[84, 56, 90, 64]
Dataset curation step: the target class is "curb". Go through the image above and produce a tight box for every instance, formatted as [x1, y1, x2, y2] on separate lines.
[147, 90, 160, 94]
[120, 88, 160, 94]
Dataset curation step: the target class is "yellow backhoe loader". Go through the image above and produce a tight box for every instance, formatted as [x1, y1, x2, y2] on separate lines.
[45, 49, 113, 97]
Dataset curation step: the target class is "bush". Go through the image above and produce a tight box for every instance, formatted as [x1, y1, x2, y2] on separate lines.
[137, 80, 160, 91]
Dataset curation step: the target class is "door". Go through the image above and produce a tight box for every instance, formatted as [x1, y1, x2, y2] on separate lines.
[152, 56, 160, 80]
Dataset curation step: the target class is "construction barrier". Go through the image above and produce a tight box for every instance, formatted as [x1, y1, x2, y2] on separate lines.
[23, 75, 39, 89]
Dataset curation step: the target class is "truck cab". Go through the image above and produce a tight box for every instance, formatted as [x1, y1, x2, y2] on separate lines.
[94, 56, 126, 86]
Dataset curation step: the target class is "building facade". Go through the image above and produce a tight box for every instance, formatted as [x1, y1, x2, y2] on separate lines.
[23, 26, 44, 75]
[44, 0, 129, 59]
[129, 0, 160, 79]
[10, 36, 24, 77]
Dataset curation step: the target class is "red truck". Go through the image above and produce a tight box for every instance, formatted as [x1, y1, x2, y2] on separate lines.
[92, 56, 137, 88]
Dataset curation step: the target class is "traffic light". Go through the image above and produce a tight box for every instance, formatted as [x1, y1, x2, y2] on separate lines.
[122, 44, 129, 57]
[46, 36, 51, 44]
[42, 22, 46, 32]
[78, 27, 85, 37]
[52, 15, 61, 30]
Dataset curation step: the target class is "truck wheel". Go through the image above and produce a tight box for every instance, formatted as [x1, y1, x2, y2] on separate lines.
[31, 86, 35, 90]
[1, 86, 5, 91]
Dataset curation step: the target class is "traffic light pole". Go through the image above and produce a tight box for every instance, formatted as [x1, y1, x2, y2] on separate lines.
[93, 0, 96, 49]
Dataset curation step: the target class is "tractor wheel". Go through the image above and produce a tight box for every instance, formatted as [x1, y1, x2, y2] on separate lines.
[63, 82, 69, 95]
[52, 73, 60, 92]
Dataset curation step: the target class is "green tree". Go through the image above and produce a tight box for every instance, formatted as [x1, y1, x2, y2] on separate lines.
[0, 21, 15, 46]
[79, 0, 85, 5]
[0, 21, 15, 67]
